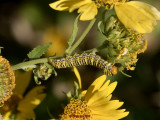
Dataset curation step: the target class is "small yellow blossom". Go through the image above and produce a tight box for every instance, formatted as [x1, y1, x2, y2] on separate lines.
[49, 0, 160, 33]
[0, 71, 46, 120]
[42, 26, 67, 56]
[52, 67, 129, 120]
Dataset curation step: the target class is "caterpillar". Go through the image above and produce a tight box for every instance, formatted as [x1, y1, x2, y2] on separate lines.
[48, 53, 117, 76]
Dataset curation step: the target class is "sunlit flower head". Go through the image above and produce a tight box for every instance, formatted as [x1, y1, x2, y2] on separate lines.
[49, 0, 160, 33]
[51, 67, 129, 120]
[0, 71, 46, 120]
[0, 56, 15, 105]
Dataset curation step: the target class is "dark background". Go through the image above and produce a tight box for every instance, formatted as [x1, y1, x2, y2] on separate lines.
[0, 0, 160, 119]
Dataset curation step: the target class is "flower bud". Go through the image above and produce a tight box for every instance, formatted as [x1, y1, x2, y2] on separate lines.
[102, 16, 147, 71]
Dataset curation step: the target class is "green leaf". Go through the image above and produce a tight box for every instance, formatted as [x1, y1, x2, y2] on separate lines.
[105, 15, 117, 32]
[73, 81, 80, 99]
[65, 14, 80, 54]
[27, 43, 52, 59]
[97, 21, 103, 34]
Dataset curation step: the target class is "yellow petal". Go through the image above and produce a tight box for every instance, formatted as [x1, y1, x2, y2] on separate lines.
[49, 0, 69, 11]
[17, 110, 35, 120]
[86, 91, 105, 106]
[73, 67, 82, 89]
[115, 1, 160, 33]
[86, 81, 117, 106]
[87, 81, 117, 103]
[3, 111, 12, 120]
[90, 100, 124, 110]
[127, 1, 160, 20]
[78, 2, 98, 20]
[17, 86, 46, 119]
[99, 80, 110, 91]
[92, 107, 129, 120]
[49, 0, 97, 21]
[69, 0, 92, 12]
[15, 70, 32, 95]
[49, 0, 91, 12]
[106, 94, 112, 101]
[81, 90, 87, 97]
[88, 75, 107, 93]
[92, 110, 129, 120]
[100, 81, 117, 97]
[93, 115, 111, 120]
[88, 96, 109, 107]
[84, 75, 106, 102]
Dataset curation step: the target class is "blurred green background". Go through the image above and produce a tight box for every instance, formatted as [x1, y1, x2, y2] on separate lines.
[0, 0, 160, 120]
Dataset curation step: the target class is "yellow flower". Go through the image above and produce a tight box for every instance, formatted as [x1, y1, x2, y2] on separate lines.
[49, 0, 97, 20]
[52, 67, 129, 120]
[0, 71, 46, 120]
[42, 26, 67, 56]
[0, 56, 15, 105]
[49, 0, 160, 33]
[115, 1, 160, 33]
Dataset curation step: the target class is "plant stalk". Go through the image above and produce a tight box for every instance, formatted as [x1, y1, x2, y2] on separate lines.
[67, 18, 96, 55]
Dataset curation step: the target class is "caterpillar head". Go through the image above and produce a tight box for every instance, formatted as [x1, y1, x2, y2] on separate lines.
[111, 66, 117, 75]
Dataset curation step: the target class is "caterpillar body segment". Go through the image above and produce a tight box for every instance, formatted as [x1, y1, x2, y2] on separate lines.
[48, 53, 117, 76]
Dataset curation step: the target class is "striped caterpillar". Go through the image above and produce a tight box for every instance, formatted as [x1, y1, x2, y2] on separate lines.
[48, 53, 117, 76]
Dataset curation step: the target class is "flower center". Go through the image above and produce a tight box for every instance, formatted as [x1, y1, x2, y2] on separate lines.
[93, 0, 126, 9]
[60, 98, 92, 120]
[0, 56, 15, 105]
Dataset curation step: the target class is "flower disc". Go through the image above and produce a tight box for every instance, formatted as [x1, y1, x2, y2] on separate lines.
[0, 56, 15, 105]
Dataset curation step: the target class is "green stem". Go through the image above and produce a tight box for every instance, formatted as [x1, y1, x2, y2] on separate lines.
[11, 43, 105, 71]
[11, 18, 97, 71]
[12, 54, 65, 70]
[12, 58, 48, 70]
[67, 18, 96, 55]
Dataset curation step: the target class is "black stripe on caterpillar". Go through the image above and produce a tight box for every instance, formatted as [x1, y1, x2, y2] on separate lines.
[48, 53, 117, 76]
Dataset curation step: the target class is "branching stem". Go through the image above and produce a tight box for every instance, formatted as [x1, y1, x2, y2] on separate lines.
[67, 18, 96, 55]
